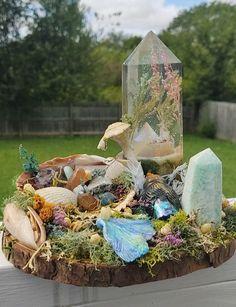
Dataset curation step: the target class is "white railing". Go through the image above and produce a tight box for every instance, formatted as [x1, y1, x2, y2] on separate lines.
[1, 199, 236, 307]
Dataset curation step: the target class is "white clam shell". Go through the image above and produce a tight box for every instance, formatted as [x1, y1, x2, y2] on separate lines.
[36, 187, 77, 205]
[3, 203, 46, 250]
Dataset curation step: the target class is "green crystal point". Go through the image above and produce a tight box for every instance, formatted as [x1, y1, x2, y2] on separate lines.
[182, 148, 222, 226]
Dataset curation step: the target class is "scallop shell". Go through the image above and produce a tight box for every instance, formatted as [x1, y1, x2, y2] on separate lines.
[3, 203, 46, 250]
[36, 187, 77, 205]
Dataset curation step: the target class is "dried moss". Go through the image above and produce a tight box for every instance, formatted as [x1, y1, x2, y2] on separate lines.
[50, 229, 122, 266]
[112, 171, 134, 191]
[4, 190, 33, 211]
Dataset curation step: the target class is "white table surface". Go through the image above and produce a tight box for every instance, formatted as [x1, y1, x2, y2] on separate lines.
[1, 198, 236, 307]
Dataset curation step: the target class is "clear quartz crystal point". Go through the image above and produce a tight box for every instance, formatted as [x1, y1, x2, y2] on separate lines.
[122, 31, 183, 175]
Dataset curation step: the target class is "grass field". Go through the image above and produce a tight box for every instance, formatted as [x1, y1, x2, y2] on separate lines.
[0, 134, 235, 217]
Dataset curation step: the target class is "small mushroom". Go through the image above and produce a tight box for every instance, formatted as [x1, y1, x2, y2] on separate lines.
[97, 122, 135, 160]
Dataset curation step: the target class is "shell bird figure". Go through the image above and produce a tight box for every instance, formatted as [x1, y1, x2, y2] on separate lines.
[96, 218, 155, 262]
[140, 175, 181, 210]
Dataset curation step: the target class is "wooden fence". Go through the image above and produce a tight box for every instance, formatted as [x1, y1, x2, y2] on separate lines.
[201, 101, 236, 142]
[0, 105, 195, 136]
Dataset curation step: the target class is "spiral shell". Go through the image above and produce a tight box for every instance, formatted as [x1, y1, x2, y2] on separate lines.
[36, 187, 77, 206]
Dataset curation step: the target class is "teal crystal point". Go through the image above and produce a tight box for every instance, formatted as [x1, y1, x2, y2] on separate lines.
[182, 148, 222, 226]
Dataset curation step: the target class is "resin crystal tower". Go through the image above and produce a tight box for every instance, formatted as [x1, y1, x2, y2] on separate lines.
[122, 31, 183, 174]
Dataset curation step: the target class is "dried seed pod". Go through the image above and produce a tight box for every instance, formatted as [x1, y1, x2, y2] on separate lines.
[90, 233, 102, 245]
[200, 223, 212, 234]
[70, 220, 84, 232]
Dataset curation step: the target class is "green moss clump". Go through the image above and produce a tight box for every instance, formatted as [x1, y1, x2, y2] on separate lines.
[112, 171, 134, 191]
[223, 208, 236, 236]
[4, 190, 34, 211]
[152, 219, 166, 231]
[50, 229, 122, 266]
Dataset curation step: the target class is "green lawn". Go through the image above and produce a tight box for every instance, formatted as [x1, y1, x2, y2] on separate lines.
[0, 135, 235, 217]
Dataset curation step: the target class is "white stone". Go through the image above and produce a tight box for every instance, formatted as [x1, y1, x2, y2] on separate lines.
[182, 148, 222, 226]
[63, 166, 73, 180]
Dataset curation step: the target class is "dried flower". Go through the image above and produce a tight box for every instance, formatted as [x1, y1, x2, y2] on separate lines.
[53, 206, 67, 227]
[163, 231, 183, 246]
[33, 194, 45, 210]
[39, 203, 53, 222]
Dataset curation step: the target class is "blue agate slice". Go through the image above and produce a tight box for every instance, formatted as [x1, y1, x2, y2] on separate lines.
[96, 218, 155, 263]
[154, 199, 177, 219]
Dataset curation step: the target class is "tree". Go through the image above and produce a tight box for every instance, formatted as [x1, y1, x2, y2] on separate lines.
[160, 2, 236, 112]
[93, 32, 141, 104]
[0, 0, 97, 120]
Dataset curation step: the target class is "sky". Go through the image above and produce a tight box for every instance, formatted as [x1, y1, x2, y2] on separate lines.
[81, 0, 236, 36]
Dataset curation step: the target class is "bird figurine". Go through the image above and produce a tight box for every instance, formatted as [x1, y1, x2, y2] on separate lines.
[140, 174, 181, 217]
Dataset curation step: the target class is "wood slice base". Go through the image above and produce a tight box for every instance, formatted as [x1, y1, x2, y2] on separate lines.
[2, 232, 236, 287]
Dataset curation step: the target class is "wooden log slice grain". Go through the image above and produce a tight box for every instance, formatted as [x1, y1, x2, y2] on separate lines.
[2, 232, 236, 287]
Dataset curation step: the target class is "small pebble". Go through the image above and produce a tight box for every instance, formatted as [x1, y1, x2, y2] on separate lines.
[160, 224, 172, 236]
[90, 233, 102, 245]
[100, 207, 112, 220]
[64, 166, 74, 180]
[100, 192, 116, 206]
[200, 223, 212, 234]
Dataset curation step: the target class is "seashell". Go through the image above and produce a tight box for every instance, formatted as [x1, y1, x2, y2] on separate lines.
[100, 192, 117, 206]
[90, 233, 102, 245]
[64, 166, 74, 180]
[87, 176, 112, 192]
[200, 223, 212, 234]
[100, 207, 112, 220]
[141, 175, 181, 210]
[105, 160, 127, 180]
[36, 187, 77, 205]
[16, 154, 111, 190]
[66, 168, 90, 191]
[160, 224, 172, 236]
[78, 193, 100, 212]
[3, 203, 46, 250]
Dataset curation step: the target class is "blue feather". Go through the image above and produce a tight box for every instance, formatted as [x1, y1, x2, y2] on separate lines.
[96, 218, 155, 263]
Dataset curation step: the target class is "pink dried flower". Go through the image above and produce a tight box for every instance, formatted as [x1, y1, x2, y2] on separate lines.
[150, 50, 161, 94]
[53, 206, 67, 227]
[164, 231, 183, 246]
[161, 50, 182, 104]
